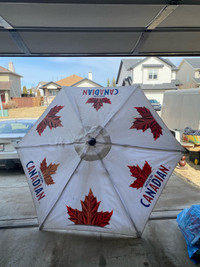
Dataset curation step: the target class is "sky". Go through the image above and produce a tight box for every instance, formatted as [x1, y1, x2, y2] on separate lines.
[0, 56, 187, 89]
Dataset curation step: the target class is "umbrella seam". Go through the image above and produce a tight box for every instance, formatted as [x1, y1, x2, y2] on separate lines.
[96, 142, 185, 153]
[16, 142, 86, 148]
[63, 87, 86, 130]
[17, 142, 184, 153]
[41, 227, 138, 238]
[94, 147, 141, 237]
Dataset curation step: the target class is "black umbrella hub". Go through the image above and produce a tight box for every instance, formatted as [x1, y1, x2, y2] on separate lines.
[88, 138, 96, 146]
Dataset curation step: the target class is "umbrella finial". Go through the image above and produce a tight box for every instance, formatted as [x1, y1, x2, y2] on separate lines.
[88, 138, 96, 146]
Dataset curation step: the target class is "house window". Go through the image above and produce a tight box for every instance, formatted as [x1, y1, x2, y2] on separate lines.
[49, 90, 59, 96]
[148, 69, 158, 80]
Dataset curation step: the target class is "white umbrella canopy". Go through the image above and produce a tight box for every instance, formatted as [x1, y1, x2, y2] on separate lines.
[17, 85, 184, 237]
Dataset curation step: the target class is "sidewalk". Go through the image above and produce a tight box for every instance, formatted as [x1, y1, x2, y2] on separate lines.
[0, 168, 199, 267]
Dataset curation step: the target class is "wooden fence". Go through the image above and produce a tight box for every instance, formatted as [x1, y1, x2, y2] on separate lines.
[12, 97, 43, 108]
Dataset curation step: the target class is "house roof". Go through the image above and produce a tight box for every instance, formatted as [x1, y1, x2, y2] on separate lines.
[161, 57, 176, 68]
[123, 59, 143, 71]
[0, 81, 12, 90]
[116, 57, 177, 84]
[184, 58, 200, 69]
[56, 75, 83, 86]
[72, 78, 102, 87]
[142, 64, 164, 68]
[37, 81, 48, 87]
[125, 57, 176, 70]
[140, 82, 178, 90]
[40, 81, 62, 89]
[0, 66, 10, 73]
[116, 59, 143, 84]
[0, 66, 22, 77]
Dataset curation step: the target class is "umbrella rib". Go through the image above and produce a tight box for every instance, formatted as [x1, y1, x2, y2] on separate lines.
[17, 142, 86, 149]
[64, 89, 87, 131]
[63, 88, 85, 129]
[96, 141, 185, 153]
[94, 148, 141, 237]
[39, 158, 83, 230]
[73, 97, 86, 129]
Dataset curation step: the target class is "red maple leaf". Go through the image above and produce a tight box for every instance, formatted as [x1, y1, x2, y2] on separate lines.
[130, 107, 162, 140]
[67, 189, 113, 227]
[86, 98, 111, 111]
[40, 158, 59, 185]
[128, 161, 152, 189]
[36, 105, 64, 136]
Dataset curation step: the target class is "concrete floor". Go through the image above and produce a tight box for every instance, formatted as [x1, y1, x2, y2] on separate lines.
[0, 168, 199, 267]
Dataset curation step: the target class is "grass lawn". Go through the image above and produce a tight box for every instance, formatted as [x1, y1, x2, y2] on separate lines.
[0, 106, 47, 120]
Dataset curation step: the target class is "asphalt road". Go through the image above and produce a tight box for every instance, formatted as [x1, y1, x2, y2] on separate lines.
[0, 167, 199, 267]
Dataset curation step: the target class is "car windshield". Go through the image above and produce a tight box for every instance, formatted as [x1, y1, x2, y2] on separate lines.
[0, 121, 34, 134]
[150, 100, 158, 103]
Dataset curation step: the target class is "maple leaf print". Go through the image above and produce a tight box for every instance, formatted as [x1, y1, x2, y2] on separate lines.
[86, 98, 111, 111]
[67, 189, 113, 227]
[130, 107, 163, 140]
[40, 158, 59, 185]
[128, 161, 152, 189]
[36, 105, 64, 136]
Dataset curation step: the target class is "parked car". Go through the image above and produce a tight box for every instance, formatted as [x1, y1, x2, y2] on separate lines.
[0, 119, 36, 169]
[149, 99, 162, 111]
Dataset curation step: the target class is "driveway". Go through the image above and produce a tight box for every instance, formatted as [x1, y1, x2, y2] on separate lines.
[0, 168, 199, 267]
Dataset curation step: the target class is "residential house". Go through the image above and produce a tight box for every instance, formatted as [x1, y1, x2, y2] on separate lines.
[40, 81, 62, 105]
[116, 57, 180, 105]
[56, 73, 102, 87]
[40, 72, 102, 105]
[33, 81, 48, 96]
[0, 62, 22, 103]
[177, 58, 200, 89]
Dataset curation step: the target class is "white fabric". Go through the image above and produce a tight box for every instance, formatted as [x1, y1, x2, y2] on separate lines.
[43, 160, 137, 236]
[17, 145, 81, 225]
[17, 85, 184, 237]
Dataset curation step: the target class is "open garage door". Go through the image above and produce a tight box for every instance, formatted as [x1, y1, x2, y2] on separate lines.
[1, 0, 200, 57]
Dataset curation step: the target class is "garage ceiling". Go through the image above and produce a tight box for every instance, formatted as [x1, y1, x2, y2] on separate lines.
[1, 0, 200, 56]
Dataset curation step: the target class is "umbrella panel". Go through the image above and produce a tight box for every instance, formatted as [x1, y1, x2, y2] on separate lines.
[42, 159, 138, 237]
[17, 145, 81, 225]
[65, 85, 138, 129]
[103, 87, 182, 151]
[18, 89, 83, 147]
[101, 145, 182, 234]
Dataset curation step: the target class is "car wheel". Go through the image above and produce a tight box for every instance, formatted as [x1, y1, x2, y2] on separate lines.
[5, 161, 15, 169]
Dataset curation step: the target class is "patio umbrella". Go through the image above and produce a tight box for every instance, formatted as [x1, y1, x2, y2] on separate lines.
[17, 85, 184, 237]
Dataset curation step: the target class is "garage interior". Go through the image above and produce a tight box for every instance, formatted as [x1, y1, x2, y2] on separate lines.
[1, 0, 200, 57]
